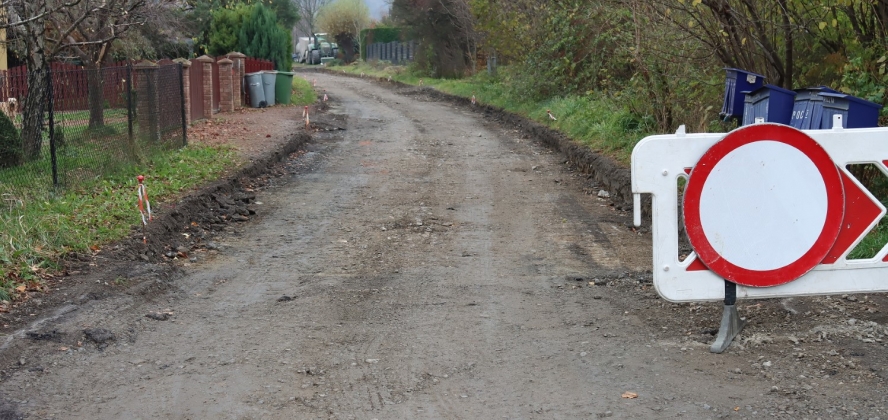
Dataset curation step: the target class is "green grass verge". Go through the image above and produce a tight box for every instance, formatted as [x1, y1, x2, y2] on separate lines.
[849, 220, 888, 260]
[291, 76, 317, 106]
[331, 62, 654, 164]
[0, 144, 236, 299]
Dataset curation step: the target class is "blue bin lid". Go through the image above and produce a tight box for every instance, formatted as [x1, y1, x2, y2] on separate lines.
[793, 86, 839, 94]
[818, 92, 883, 110]
[723, 68, 765, 79]
[748, 84, 796, 96]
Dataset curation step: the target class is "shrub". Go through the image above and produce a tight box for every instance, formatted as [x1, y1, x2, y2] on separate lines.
[0, 113, 22, 168]
[238, 4, 293, 71]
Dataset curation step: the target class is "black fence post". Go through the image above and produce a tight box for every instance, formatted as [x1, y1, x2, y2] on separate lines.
[126, 63, 134, 146]
[46, 68, 58, 188]
[178, 63, 187, 146]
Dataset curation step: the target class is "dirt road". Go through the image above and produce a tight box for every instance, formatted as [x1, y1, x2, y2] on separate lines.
[0, 73, 886, 419]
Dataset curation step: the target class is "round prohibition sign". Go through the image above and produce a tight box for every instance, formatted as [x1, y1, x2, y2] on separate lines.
[683, 124, 844, 287]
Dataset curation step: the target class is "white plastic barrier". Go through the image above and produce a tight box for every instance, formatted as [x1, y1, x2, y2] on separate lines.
[632, 118, 888, 303]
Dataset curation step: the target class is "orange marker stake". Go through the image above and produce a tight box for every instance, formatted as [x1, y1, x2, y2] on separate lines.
[137, 175, 153, 243]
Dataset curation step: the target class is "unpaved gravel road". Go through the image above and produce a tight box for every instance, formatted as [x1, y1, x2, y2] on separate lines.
[0, 73, 887, 419]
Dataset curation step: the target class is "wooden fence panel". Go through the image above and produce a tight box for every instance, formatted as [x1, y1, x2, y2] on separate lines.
[244, 57, 274, 73]
[0, 55, 268, 123]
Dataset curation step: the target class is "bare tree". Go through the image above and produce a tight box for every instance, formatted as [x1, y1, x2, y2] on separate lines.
[392, 0, 477, 77]
[52, 0, 149, 128]
[648, 0, 825, 89]
[295, 0, 331, 36]
[4, 0, 83, 160]
[435, 0, 477, 74]
[1, 0, 150, 159]
[317, 0, 369, 62]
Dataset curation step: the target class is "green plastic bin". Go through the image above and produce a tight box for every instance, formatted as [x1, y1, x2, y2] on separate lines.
[275, 71, 294, 105]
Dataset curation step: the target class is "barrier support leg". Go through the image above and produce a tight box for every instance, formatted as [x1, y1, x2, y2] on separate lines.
[710, 280, 746, 353]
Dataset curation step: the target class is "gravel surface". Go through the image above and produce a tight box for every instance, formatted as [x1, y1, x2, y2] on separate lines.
[0, 73, 885, 419]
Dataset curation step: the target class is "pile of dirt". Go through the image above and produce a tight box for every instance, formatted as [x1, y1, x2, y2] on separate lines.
[118, 131, 311, 263]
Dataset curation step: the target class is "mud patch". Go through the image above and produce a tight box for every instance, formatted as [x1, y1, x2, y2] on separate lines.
[24, 330, 63, 342]
[0, 399, 20, 420]
[83, 328, 115, 346]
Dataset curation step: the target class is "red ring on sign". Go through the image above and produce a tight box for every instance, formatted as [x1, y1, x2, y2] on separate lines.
[683, 124, 844, 287]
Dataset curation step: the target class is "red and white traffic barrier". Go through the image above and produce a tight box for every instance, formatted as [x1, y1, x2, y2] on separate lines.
[323, 90, 328, 102]
[304, 107, 311, 130]
[632, 120, 888, 302]
[547, 110, 557, 121]
[137, 175, 152, 243]
[471, 92, 476, 105]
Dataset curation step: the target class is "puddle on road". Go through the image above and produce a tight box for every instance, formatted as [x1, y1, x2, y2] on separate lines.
[326, 104, 348, 115]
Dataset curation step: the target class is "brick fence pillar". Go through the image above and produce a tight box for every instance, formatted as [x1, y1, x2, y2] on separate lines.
[133, 60, 160, 142]
[195, 55, 214, 115]
[228, 52, 246, 108]
[173, 58, 192, 125]
[217, 58, 234, 113]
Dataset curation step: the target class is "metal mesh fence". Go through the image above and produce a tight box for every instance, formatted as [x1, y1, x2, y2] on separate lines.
[0, 62, 186, 202]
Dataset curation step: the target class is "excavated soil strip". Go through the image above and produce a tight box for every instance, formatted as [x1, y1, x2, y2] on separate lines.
[0, 131, 312, 348]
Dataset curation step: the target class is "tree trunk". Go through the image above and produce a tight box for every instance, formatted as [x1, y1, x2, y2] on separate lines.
[18, 1, 49, 161]
[85, 62, 105, 128]
[21, 66, 47, 161]
[777, 0, 793, 89]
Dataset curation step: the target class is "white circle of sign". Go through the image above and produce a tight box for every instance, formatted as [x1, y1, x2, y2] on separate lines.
[682, 124, 844, 287]
[699, 140, 828, 271]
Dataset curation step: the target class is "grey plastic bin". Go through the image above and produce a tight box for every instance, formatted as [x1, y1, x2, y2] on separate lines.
[245, 72, 266, 108]
[261, 71, 277, 106]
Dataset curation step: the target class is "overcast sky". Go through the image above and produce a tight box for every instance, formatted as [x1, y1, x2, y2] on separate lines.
[365, 0, 390, 20]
